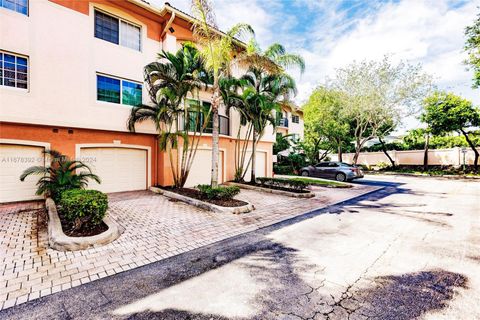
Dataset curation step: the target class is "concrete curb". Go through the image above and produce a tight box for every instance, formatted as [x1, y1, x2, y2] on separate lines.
[150, 187, 255, 214]
[46, 198, 124, 251]
[225, 181, 316, 198]
[366, 172, 480, 180]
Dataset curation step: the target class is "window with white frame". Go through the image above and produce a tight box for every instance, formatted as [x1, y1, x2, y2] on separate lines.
[1, 0, 28, 15]
[97, 74, 142, 106]
[0, 51, 28, 89]
[94, 10, 141, 51]
[292, 115, 300, 124]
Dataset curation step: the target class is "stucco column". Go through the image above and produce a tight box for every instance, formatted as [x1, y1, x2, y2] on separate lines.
[162, 33, 177, 53]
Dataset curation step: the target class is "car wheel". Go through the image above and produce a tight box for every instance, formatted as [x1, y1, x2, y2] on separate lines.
[301, 171, 309, 177]
[335, 173, 346, 182]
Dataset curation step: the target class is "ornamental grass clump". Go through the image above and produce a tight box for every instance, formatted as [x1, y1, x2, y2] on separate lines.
[59, 189, 108, 231]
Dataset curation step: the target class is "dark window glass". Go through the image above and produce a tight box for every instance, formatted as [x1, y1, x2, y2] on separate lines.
[95, 10, 119, 45]
[0, 52, 28, 89]
[292, 115, 300, 123]
[122, 80, 142, 106]
[316, 163, 329, 167]
[1, 0, 28, 15]
[97, 75, 120, 103]
[0, 53, 2, 86]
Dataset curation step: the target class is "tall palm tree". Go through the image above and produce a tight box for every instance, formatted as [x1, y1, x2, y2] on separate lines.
[20, 149, 100, 201]
[241, 68, 298, 182]
[237, 41, 305, 75]
[128, 44, 210, 187]
[191, 0, 254, 187]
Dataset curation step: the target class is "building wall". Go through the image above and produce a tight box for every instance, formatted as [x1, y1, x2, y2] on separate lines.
[332, 148, 479, 166]
[0, 0, 276, 202]
[0, 0, 276, 142]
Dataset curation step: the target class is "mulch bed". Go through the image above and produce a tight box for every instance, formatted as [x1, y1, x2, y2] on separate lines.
[57, 209, 108, 237]
[240, 182, 310, 194]
[162, 187, 248, 207]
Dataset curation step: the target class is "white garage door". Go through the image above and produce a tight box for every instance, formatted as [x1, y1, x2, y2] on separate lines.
[0, 144, 45, 203]
[244, 151, 267, 182]
[184, 149, 224, 187]
[80, 147, 147, 193]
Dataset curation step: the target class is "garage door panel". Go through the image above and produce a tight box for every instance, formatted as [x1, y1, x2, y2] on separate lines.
[244, 151, 267, 182]
[184, 149, 223, 188]
[0, 144, 45, 203]
[80, 147, 147, 193]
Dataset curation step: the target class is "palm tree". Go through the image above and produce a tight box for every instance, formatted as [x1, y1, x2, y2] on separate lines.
[241, 68, 298, 182]
[20, 149, 100, 201]
[236, 41, 305, 75]
[191, 0, 255, 187]
[128, 44, 210, 187]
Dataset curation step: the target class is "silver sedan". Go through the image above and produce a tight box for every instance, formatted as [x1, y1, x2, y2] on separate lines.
[299, 161, 364, 182]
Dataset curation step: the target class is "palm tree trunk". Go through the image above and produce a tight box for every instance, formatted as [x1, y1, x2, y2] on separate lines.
[250, 129, 257, 183]
[423, 134, 429, 171]
[210, 82, 220, 187]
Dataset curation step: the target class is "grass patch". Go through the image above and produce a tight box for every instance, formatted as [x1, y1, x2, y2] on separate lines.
[288, 177, 352, 188]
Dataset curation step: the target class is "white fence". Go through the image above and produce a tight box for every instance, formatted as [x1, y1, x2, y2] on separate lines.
[331, 147, 479, 167]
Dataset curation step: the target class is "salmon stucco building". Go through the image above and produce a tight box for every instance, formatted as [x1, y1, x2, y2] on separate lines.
[0, 0, 303, 203]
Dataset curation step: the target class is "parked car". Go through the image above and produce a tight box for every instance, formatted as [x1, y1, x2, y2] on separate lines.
[299, 162, 364, 182]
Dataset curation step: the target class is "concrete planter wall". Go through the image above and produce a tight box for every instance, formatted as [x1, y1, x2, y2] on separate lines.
[46, 198, 124, 251]
[225, 182, 315, 198]
[150, 187, 254, 214]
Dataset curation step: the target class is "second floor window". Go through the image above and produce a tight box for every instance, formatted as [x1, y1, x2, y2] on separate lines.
[97, 74, 142, 106]
[1, 0, 28, 15]
[0, 51, 28, 89]
[94, 10, 141, 51]
[292, 115, 300, 124]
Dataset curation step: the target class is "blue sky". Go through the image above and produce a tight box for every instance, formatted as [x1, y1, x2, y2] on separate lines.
[155, 0, 479, 131]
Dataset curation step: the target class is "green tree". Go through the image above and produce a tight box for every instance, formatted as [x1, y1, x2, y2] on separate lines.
[332, 57, 432, 164]
[303, 87, 352, 162]
[465, 10, 480, 88]
[20, 150, 100, 201]
[241, 68, 297, 182]
[273, 133, 294, 155]
[191, 0, 254, 187]
[127, 44, 209, 187]
[421, 91, 480, 171]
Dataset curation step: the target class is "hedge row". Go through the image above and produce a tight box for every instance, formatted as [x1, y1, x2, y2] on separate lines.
[256, 177, 309, 191]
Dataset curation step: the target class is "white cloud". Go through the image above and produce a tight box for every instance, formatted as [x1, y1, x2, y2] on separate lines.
[160, 0, 480, 125]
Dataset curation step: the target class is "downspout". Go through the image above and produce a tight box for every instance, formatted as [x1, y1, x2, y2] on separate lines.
[161, 11, 175, 38]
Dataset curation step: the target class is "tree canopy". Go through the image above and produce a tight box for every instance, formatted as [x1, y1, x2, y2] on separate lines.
[330, 57, 432, 163]
[465, 10, 480, 88]
[421, 91, 480, 170]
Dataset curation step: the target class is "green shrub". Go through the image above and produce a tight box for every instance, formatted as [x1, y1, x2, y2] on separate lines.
[59, 189, 108, 230]
[273, 164, 294, 175]
[256, 177, 309, 191]
[197, 185, 241, 200]
[376, 161, 391, 170]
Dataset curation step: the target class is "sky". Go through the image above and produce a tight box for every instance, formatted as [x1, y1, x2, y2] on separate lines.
[153, 0, 480, 132]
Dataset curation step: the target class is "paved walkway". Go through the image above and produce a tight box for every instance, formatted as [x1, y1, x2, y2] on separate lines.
[0, 184, 378, 311]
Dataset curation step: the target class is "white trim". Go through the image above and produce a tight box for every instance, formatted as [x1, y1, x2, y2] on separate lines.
[0, 139, 50, 149]
[75, 143, 152, 189]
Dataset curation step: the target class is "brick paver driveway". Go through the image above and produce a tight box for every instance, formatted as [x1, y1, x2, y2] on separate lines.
[0, 183, 378, 310]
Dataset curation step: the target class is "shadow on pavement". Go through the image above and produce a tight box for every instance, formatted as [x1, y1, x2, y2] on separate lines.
[2, 178, 467, 320]
[351, 270, 468, 319]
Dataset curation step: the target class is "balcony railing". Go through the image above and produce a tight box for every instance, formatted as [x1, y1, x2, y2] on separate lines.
[178, 112, 230, 136]
[278, 117, 289, 128]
